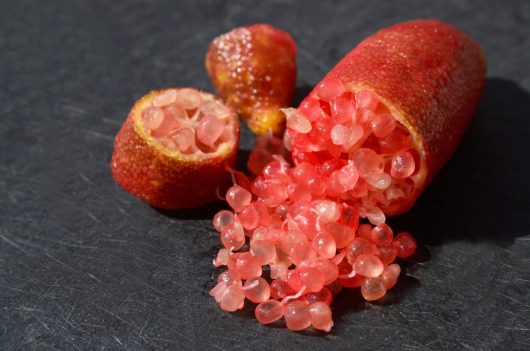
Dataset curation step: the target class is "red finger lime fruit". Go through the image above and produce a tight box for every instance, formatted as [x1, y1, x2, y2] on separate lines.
[111, 88, 240, 209]
[206, 23, 297, 136]
[286, 19, 486, 217]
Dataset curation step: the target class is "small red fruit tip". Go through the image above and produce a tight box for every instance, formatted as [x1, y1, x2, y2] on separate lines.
[111, 88, 240, 209]
[206, 23, 297, 136]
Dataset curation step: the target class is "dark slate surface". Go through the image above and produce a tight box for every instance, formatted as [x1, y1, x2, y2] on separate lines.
[1, 0, 529, 350]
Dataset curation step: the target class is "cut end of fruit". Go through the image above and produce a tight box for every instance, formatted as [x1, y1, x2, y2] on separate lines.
[111, 88, 240, 209]
[137, 88, 237, 157]
[289, 86, 424, 217]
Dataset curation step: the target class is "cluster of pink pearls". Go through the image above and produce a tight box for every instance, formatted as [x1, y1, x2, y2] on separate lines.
[209, 136, 416, 331]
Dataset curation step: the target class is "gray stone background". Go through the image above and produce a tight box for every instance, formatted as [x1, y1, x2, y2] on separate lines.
[1, 0, 529, 350]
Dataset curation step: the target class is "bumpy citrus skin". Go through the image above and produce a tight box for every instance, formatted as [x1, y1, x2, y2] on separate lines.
[294, 19, 486, 215]
[111, 89, 240, 209]
[206, 23, 297, 136]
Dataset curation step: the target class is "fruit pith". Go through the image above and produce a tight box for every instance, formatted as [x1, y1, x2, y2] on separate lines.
[206, 23, 297, 136]
[111, 88, 240, 209]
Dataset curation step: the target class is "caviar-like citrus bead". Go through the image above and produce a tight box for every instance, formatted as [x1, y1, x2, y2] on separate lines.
[354, 254, 384, 277]
[255, 299, 285, 324]
[380, 263, 401, 289]
[393, 231, 417, 258]
[226, 185, 252, 212]
[306, 287, 333, 305]
[235, 253, 262, 280]
[299, 266, 325, 293]
[361, 277, 386, 301]
[243, 277, 270, 303]
[213, 210, 235, 232]
[284, 301, 311, 331]
[369, 223, 394, 246]
[308, 302, 333, 332]
[250, 239, 276, 265]
[220, 285, 245, 311]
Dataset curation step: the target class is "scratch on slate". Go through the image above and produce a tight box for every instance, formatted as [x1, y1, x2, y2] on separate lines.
[102, 117, 121, 125]
[78, 171, 93, 185]
[63, 105, 88, 116]
[0, 233, 29, 255]
[122, 271, 167, 296]
[7, 192, 18, 204]
[84, 209, 103, 224]
[92, 303, 137, 329]
[113, 336, 128, 351]
[83, 129, 115, 141]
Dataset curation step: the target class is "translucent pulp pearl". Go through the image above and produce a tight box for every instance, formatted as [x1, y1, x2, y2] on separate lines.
[308, 302, 333, 332]
[325, 223, 354, 249]
[371, 113, 396, 138]
[356, 91, 378, 111]
[357, 224, 372, 239]
[346, 238, 374, 265]
[369, 223, 394, 246]
[220, 222, 245, 250]
[361, 277, 386, 301]
[197, 115, 224, 147]
[331, 124, 349, 145]
[226, 185, 252, 212]
[312, 232, 337, 259]
[317, 77, 345, 102]
[270, 263, 288, 281]
[270, 280, 295, 299]
[284, 108, 312, 133]
[393, 232, 417, 258]
[380, 263, 401, 289]
[390, 151, 416, 179]
[243, 278, 270, 303]
[314, 200, 340, 223]
[250, 240, 276, 265]
[290, 242, 318, 266]
[235, 253, 262, 280]
[213, 210, 234, 232]
[306, 287, 333, 305]
[238, 205, 259, 230]
[171, 128, 195, 152]
[299, 267, 325, 293]
[354, 254, 384, 277]
[175, 88, 202, 110]
[153, 89, 177, 107]
[209, 281, 227, 302]
[284, 301, 311, 331]
[255, 299, 284, 324]
[366, 207, 385, 225]
[220, 285, 245, 311]
[142, 106, 164, 130]
[315, 259, 339, 285]
[213, 248, 230, 267]
[378, 245, 398, 265]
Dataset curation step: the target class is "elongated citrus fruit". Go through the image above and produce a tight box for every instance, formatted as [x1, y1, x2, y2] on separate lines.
[286, 19, 486, 216]
[111, 88, 240, 209]
[206, 23, 297, 136]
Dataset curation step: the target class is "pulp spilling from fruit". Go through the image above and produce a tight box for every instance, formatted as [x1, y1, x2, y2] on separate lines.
[141, 88, 236, 154]
[209, 81, 419, 332]
[288, 78, 421, 222]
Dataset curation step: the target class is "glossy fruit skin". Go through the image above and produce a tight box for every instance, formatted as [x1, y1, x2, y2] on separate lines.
[206, 23, 297, 136]
[111, 89, 240, 209]
[294, 19, 486, 215]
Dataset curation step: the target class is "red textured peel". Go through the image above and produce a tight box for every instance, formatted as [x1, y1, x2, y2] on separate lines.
[292, 19, 486, 215]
